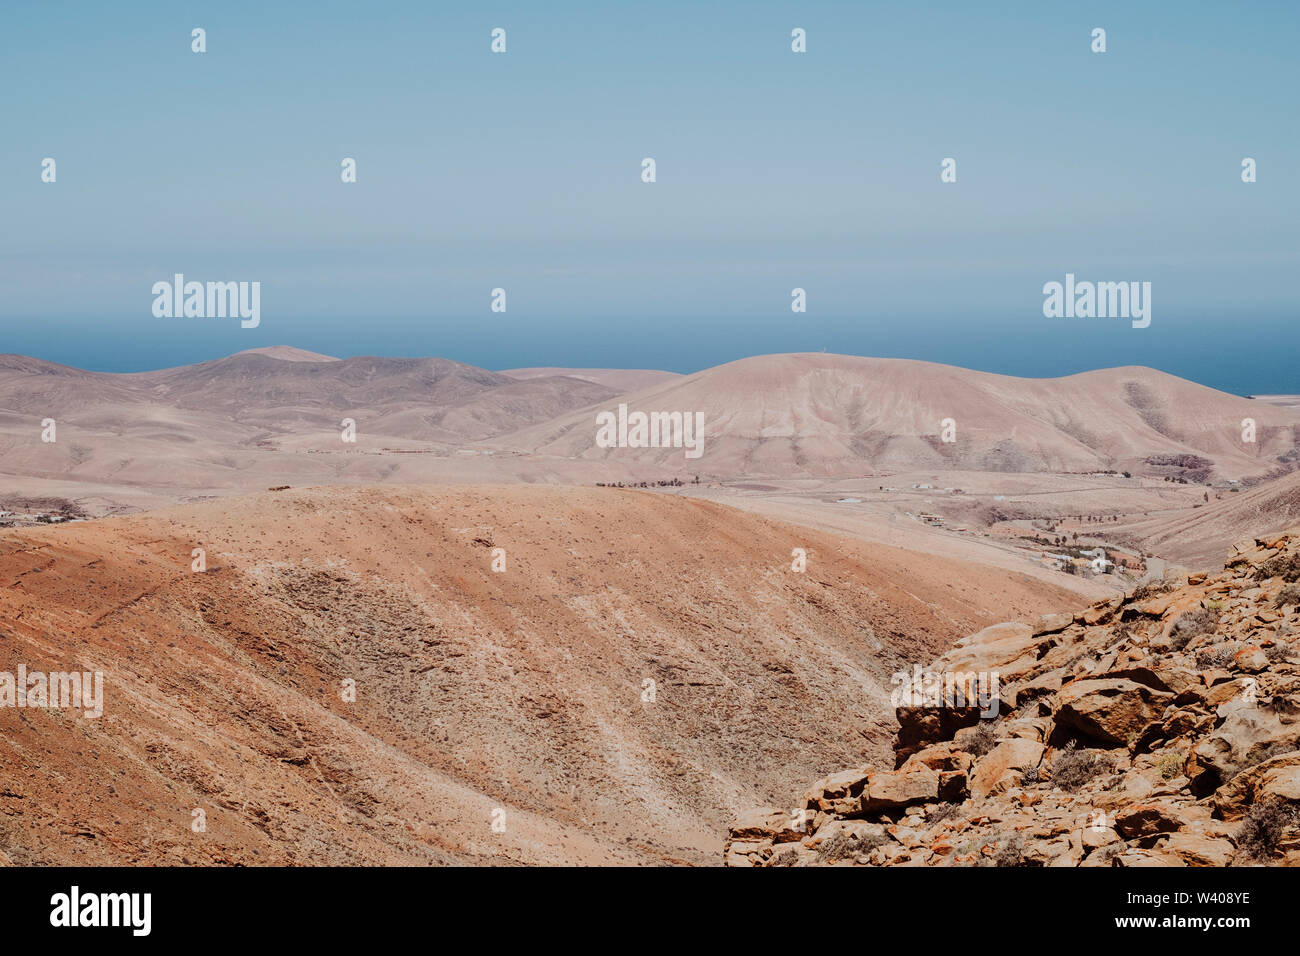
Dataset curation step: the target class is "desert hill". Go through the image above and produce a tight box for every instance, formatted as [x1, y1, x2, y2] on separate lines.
[501, 367, 683, 392]
[1, 348, 1295, 534]
[726, 527, 1300, 867]
[499, 353, 1300, 479]
[0, 349, 636, 508]
[0, 349, 618, 443]
[1112, 471, 1300, 569]
[0, 484, 1088, 865]
[129, 352, 618, 442]
[234, 346, 340, 363]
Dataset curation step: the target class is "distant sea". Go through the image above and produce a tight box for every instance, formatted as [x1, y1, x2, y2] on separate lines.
[6, 307, 1297, 397]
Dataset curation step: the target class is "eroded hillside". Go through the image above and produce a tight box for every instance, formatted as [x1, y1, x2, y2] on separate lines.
[0, 485, 1083, 865]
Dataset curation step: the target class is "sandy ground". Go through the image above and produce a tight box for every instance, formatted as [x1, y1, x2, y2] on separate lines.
[0, 484, 1089, 866]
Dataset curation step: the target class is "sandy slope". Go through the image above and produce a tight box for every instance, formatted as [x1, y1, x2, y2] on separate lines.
[0, 485, 1087, 865]
[500, 367, 683, 392]
[497, 353, 1299, 478]
[1110, 470, 1300, 568]
[235, 346, 340, 363]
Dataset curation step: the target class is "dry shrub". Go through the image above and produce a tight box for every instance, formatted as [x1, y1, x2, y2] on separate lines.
[1050, 741, 1114, 792]
[1235, 799, 1300, 862]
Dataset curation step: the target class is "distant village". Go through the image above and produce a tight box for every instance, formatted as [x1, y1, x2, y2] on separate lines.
[0, 506, 85, 528]
[905, 505, 1147, 579]
[884, 477, 1151, 581]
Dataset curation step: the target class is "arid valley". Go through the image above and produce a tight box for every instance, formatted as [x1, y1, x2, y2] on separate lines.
[3, 347, 1300, 865]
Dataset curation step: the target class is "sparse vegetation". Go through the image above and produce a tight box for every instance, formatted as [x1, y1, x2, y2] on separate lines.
[1170, 606, 1219, 650]
[1265, 642, 1294, 663]
[815, 828, 889, 864]
[991, 832, 1027, 867]
[1095, 844, 1123, 865]
[769, 846, 802, 866]
[595, 479, 689, 489]
[1155, 752, 1185, 781]
[1274, 583, 1300, 607]
[1226, 742, 1300, 783]
[965, 720, 1001, 757]
[1256, 553, 1300, 583]
[1131, 581, 1172, 601]
[1234, 799, 1300, 862]
[1196, 644, 1241, 669]
[927, 802, 963, 825]
[1049, 741, 1114, 792]
[735, 528, 1300, 870]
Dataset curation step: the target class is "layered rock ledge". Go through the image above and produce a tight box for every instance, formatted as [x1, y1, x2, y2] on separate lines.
[727, 529, 1300, 867]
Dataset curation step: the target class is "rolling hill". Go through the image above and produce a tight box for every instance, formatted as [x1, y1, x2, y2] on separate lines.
[498, 353, 1300, 479]
[0, 349, 1295, 514]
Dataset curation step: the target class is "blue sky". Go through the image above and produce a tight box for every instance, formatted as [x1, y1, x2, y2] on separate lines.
[1, 0, 1296, 392]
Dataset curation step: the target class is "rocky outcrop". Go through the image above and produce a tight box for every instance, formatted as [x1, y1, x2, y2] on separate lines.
[727, 528, 1300, 867]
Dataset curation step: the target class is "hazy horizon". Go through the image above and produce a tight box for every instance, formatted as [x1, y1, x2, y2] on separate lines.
[3, 1, 1297, 396]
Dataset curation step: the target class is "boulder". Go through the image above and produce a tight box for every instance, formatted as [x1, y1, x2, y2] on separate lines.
[900, 741, 973, 775]
[939, 770, 969, 802]
[860, 768, 940, 813]
[723, 840, 770, 866]
[803, 818, 888, 850]
[1115, 848, 1187, 867]
[1010, 669, 1064, 707]
[1033, 612, 1074, 636]
[1054, 678, 1174, 748]
[802, 767, 870, 811]
[1113, 803, 1184, 839]
[1214, 751, 1300, 820]
[970, 739, 1045, 799]
[1187, 704, 1298, 791]
[735, 530, 1300, 867]
[1233, 646, 1270, 673]
[729, 807, 805, 843]
[1205, 679, 1255, 709]
[935, 621, 1046, 681]
[1164, 831, 1235, 867]
[1106, 665, 1199, 697]
[1082, 824, 1119, 850]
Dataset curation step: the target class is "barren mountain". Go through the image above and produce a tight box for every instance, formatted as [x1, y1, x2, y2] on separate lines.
[2, 349, 1295, 532]
[0, 484, 1087, 865]
[726, 527, 1300, 867]
[235, 346, 340, 363]
[500, 353, 1300, 479]
[0, 349, 617, 445]
[128, 352, 619, 442]
[0, 350, 632, 508]
[501, 367, 683, 392]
